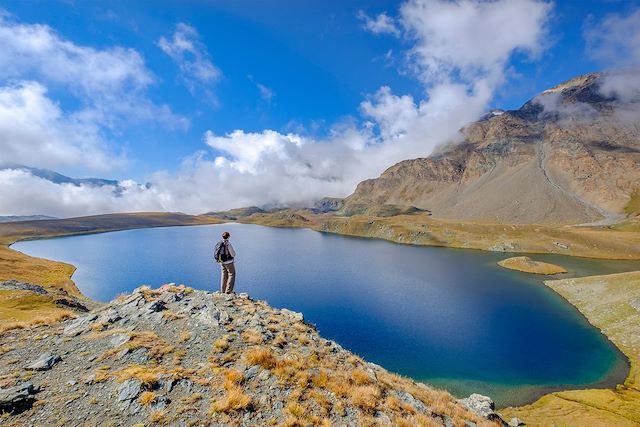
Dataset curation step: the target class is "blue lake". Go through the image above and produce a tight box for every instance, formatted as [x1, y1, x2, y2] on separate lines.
[12, 223, 636, 407]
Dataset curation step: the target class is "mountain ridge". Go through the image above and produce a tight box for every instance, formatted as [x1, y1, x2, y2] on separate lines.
[342, 71, 640, 225]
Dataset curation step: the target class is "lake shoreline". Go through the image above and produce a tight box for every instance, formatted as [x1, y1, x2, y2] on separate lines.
[1, 212, 639, 425]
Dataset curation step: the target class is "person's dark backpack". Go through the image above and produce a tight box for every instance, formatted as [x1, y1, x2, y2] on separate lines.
[214, 240, 231, 263]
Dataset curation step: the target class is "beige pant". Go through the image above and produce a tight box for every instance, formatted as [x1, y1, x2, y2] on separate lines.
[220, 262, 236, 294]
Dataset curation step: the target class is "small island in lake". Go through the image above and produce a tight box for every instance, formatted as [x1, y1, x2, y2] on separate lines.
[497, 256, 567, 275]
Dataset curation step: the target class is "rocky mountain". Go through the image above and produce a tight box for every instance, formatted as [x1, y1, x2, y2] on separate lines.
[0, 215, 57, 223]
[343, 72, 640, 225]
[0, 165, 150, 197]
[0, 284, 507, 426]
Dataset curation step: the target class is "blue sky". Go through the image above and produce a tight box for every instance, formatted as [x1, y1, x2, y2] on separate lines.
[0, 0, 639, 216]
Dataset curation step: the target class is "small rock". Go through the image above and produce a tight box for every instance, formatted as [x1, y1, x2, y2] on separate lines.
[280, 308, 304, 322]
[63, 314, 98, 336]
[458, 393, 495, 419]
[110, 333, 130, 347]
[244, 365, 260, 379]
[25, 352, 62, 371]
[197, 308, 221, 326]
[509, 417, 524, 426]
[117, 379, 142, 402]
[392, 390, 428, 413]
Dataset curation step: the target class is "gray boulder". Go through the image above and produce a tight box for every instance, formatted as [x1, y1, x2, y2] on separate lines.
[117, 379, 142, 402]
[63, 314, 98, 336]
[25, 352, 62, 371]
[0, 382, 39, 412]
[458, 393, 495, 418]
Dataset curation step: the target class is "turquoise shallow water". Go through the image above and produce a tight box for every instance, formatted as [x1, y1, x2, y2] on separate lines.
[12, 223, 638, 407]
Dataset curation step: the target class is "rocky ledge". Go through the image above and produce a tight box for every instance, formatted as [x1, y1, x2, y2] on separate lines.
[0, 284, 506, 426]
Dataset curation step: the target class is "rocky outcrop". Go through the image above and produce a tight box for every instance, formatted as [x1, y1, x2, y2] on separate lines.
[0, 284, 501, 426]
[344, 72, 640, 225]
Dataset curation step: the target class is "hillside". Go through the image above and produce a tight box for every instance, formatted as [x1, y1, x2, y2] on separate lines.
[0, 284, 503, 426]
[343, 72, 640, 225]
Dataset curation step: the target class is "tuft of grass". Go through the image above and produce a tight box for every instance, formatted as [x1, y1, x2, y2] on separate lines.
[285, 402, 305, 418]
[244, 347, 277, 369]
[223, 369, 244, 389]
[352, 368, 374, 385]
[127, 331, 174, 360]
[138, 391, 157, 406]
[210, 386, 251, 413]
[148, 410, 171, 425]
[93, 365, 111, 383]
[350, 385, 381, 412]
[242, 329, 264, 345]
[212, 335, 229, 353]
[114, 365, 164, 387]
[178, 330, 192, 343]
[162, 311, 185, 321]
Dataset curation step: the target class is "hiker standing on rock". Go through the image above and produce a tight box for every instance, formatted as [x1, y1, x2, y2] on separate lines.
[214, 231, 236, 294]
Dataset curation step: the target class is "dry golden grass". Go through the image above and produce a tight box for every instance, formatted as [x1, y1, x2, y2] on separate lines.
[350, 385, 381, 411]
[244, 347, 277, 369]
[93, 365, 111, 383]
[351, 368, 374, 385]
[114, 365, 164, 387]
[138, 391, 157, 406]
[162, 310, 185, 321]
[311, 370, 329, 388]
[178, 330, 192, 343]
[0, 307, 75, 335]
[148, 409, 171, 425]
[212, 335, 230, 353]
[386, 395, 415, 414]
[223, 369, 244, 390]
[285, 402, 306, 418]
[210, 386, 251, 413]
[127, 331, 174, 360]
[272, 334, 287, 348]
[242, 328, 264, 345]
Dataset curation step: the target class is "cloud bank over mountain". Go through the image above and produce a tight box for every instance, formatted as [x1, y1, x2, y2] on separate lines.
[1, 1, 633, 218]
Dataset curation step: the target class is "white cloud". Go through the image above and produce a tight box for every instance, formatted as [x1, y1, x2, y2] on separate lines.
[583, 9, 640, 107]
[399, 0, 551, 87]
[0, 11, 187, 128]
[0, 81, 122, 172]
[256, 82, 274, 104]
[584, 9, 640, 67]
[0, 0, 554, 216]
[358, 10, 400, 37]
[158, 23, 222, 101]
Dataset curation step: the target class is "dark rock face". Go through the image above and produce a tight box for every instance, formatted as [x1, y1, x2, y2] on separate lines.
[0, 280, 48, 294]
[0, 284, 500, 426]
[313, 197, 345, 213]
[344, 72, 640, 225]
[0, 382, 39, 414]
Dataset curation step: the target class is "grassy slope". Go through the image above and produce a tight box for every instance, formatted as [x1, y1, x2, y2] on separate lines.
[239, 210, 640, 260]
[0, 213, 222, 326]
[499, 271, 640, 427]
